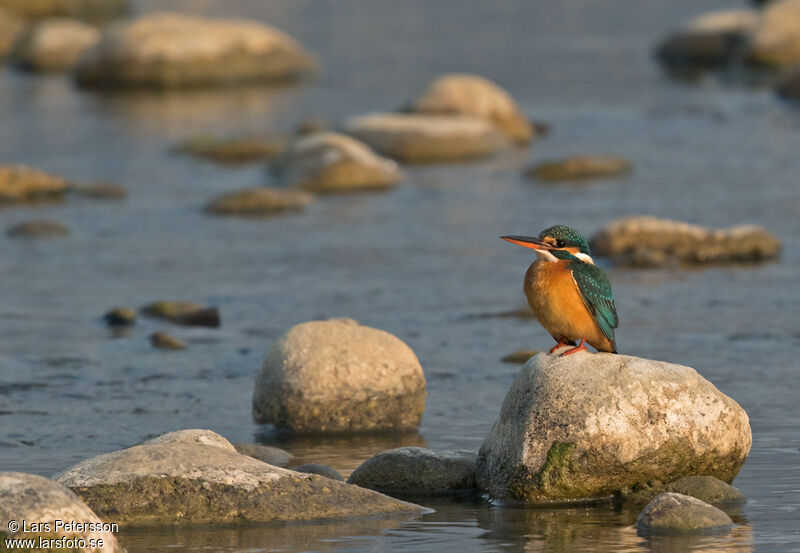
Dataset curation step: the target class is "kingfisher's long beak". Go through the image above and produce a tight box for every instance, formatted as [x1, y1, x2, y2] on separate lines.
[501, 235, 551, 250]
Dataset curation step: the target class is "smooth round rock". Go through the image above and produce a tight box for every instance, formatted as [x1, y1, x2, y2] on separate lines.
[205, 187, 314, 216]
[0, 164, 67, 203]
[149, 331, 186, 350]
[345, 112, 509, 163]
[348, 447, 477, 497]
[54, 433, 424, 526]
[1, 472, 123, 552]
[233, 442, 293, 467]
[526, 155, 632, 181]
[175, 134, 286, 164]
[636, 492, 733, 534]
[141, 301, 220, 327]
[7, 219, 69, 238]
[292, 463, 344, 481]
[75, 12, 316, 89]
[144, 429, 236, 452]
[657, 10, 758, 68]
[104, 307, 136, 326]
[12, 18, 99, 72]
[745, 0, 800, 66]
[410, 73, 533, 143]
[475, 352, 752, 502]
[271, 132, 401, 194]
[624, 475, 746, 506]
[590, 215, 781, 266]
[252, 318, 426, 433]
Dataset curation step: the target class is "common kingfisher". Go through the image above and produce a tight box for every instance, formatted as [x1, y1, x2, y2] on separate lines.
[502, 225, 618, 356]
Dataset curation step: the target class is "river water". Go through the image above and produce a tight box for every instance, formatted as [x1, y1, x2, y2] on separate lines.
[1, 0, 798, 551]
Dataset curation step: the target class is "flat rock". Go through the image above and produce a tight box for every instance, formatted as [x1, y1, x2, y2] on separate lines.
[636, 492, 733, 534]
[590, 215, 781, 266]
[348, 447, 477, 497]
[149, 331, 186, 350]
[12, 17, 99, 72]
[175, 134, 286, 164]
[0, 472, 123, 552]
[0, 164, 68, 203]
[141, 300, 220, 327]
[54, 433, 424, 526]
[475, 352, 752, 502]
[410, 73, 533, 143]
[75, 12, 316, 89]
[205, 187, 314, 216]
[526, 155, 632, 181]
[252, 318, 426, 433]
[623, 475, 746, 506]
[104, 306, 136, 326]
[233, 442, 293, 467]
[345, 112, 509, 163]
[745, 0, 800, 66]
[7, 219, 69, 238]
[0, 8, 25, 61]
[0, 0, 127, 21]
[293, 463, 343, 481]
[657, 10, 758, 68]
[271, 132, 401, 194]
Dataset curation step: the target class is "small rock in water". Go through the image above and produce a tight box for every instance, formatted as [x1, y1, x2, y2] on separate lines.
[233, 442, 293, 467]
[348, 447, 477, 497]
[75, 12, 316, 89]
[744, 0, 800, 67]
[252, 318, 426, 433]
[6, 219, 69, 238]
[292, 463, 343, 481]
[12, 17, 99, 72]
[0, 8, 25, 61]
[150, 331, 186, 350]
[345, 112, 509, 163]
[141, 301, 220, 327]
[0, 164, 67, 203]
[526, 155, 632, 181]
[0, 472, 123, 552]
[410, 73, 534, 143]
[590, 215, 781, 267]
[501, 349, 540, 364]
[475, 352, 751, 502]
[636, 492, 733, 534]
[68, 181, 126, 199]
[295, 117, 329, 135]
[104, 307, 136, 326]
[205, 187, 314, 216]
[623, 475, 746, 506]
[271, 132, 401, 194]
[174, 134, 286, 164]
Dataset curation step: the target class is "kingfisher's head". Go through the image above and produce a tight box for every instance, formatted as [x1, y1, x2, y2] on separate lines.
[501, 225, 593, 263]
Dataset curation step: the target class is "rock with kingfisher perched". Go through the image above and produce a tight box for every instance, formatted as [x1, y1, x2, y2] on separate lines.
[502, 225, 618, 355]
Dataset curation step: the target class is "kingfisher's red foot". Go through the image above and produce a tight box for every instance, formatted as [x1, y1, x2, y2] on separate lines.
[549, 336, 571, 354]
[560, 338, 588, 357]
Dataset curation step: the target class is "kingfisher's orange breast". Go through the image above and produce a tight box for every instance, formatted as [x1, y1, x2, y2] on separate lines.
[524, 260, 615, 352]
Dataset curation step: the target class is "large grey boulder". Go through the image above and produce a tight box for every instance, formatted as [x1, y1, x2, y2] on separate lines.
[54, 429, 424, 526]
[476, 352, 751, 502]
[745, 0, 800, 66]
[348, 447, 477, 497]
[252, 318, 426, 433]
[75, 12, 316, 89]
[0, 472, 123, 552]
[636, 492, 733, 534]
[410, 73, 533, 143]
[590, 215, 781, 267]
[345, 112, 508, 163]
[271, 132, 401, 194]
[0, 164, 68, 204]
[12, 17, 99, 72]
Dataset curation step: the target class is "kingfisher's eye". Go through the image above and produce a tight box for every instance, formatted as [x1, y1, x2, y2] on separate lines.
[555, 239, 564, 248]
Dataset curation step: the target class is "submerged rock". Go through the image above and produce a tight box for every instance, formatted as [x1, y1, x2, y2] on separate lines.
[623, 475, 746, 506]
[501, 349, 540, 364]
[175, 134, 286, 164]
[233, 442, 293, 467]
[0, 0, 127, 21]
[293, 463, 343, 481]
[6, 219, 69, 238]
[205, 187, 314, 216]
[141, 301, 220, 327]
[590, 216, 781, 267]
[54, 430, 424, 526]
[526, 155, 632, 181]
[348, 447, 477, 497]
[0, 164, 67, 203]
[149, 331, 186, 350]
[657, 9, 758, 68]
[271, 132, 401, 194]
[104, 307, 136, 326]
[345, 112, 508, 163]
[745, 0, 800, 67]
[0, 8, 25, 61]
[636, 493, 733, 534]
[475, 352, 751, 502]
[12, 17, 99, 72]
[410, 73, 534, 143]
[75, 12, 316, 89]
[0, 472, 123, 553]
[252, 318, 426, 433]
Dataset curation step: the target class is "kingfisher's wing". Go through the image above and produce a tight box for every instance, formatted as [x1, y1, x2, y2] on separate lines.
[569, 261, 618, 348]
